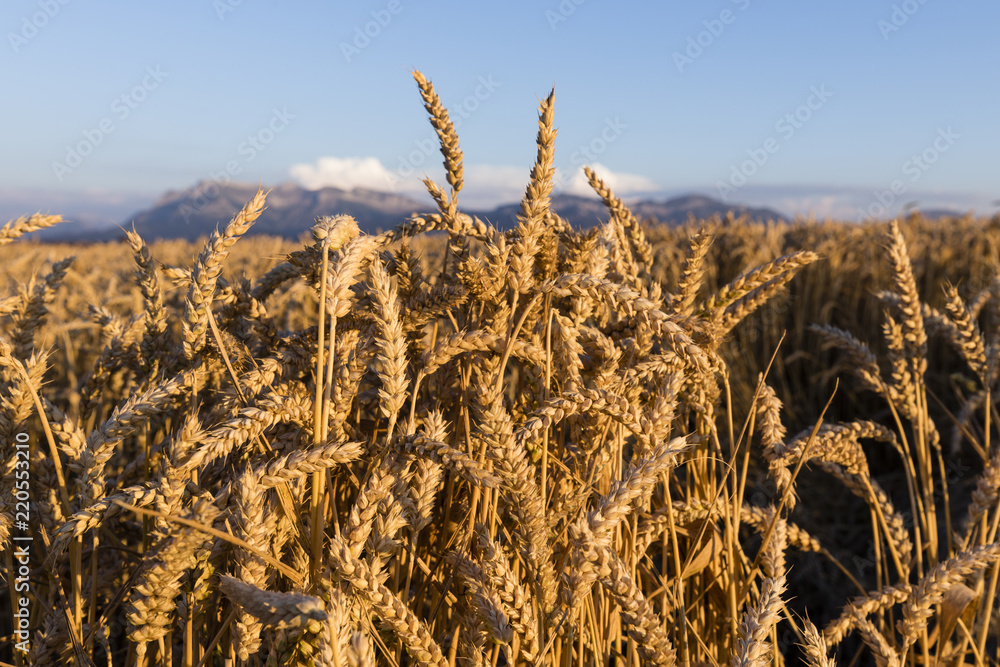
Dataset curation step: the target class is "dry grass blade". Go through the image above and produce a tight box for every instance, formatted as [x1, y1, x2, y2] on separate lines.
[183, 188, 267, 358]
[0, 212, 63, 246]
[899, 542, 1000, 653]
[732, 575, 786, 667]
[412, 70, 463, 197]
[369, 256, 409, 440]
[218, 575, 327, 630]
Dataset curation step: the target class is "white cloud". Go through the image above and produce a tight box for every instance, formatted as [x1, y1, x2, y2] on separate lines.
[558, 162, 660, 198]
[289, 156, 398, 191]
[288, 157, 666, 208]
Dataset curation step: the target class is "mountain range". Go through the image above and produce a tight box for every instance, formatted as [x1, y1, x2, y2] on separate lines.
[34, 180, 790, 242]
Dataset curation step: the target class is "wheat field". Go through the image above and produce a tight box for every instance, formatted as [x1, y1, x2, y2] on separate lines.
[1, 70, 999, 667]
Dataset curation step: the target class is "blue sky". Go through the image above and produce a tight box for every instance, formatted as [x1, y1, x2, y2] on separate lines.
[2, 0, 998, 225]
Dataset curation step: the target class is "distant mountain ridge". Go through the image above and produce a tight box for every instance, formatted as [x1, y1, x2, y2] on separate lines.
[484, 193, 785, 229]
[119, 181, 429, 242]
[43, 181, 787, 242]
